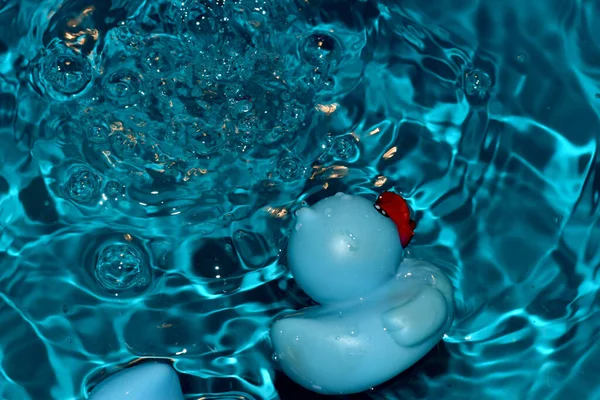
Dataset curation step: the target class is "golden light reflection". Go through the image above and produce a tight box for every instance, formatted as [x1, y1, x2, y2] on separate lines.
[64, 29, 98, 50]
[64, 29, 98, 41]
[323, 181, 329, 189]
[383, 146, 397, 159]
[310, 165, 349, 180]
[157, 160, 176, 174]
[265, 207, 288, 218]
[315, 103, 338, 115]
[350, 131, 360, 142]
[157, 323, 173, 329]
[183, 168, 207, 182]
[125, 132, 138, 147]
[368, 127, 381, 136]
[374, 176, 387, 187]
[66, 6, 95, 28]
[110, 121, 124, 132]
[123, 233, 133, 241]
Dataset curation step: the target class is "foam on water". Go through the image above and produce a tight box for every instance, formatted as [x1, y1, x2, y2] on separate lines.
[0, 0, 600, 399]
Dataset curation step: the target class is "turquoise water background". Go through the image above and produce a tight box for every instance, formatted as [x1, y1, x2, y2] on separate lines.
[1, 0, 599, 399]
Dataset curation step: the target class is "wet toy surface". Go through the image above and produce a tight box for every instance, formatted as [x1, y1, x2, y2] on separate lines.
[88, 362, 184, 400]
[271, 193, 455, 394]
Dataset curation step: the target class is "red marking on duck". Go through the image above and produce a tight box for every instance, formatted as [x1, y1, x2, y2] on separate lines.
[374, 191, 416, 248]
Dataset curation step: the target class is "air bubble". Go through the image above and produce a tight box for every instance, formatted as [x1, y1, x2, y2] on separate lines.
[277, 157, 302, 180]
[167, 116, 190, 142]
[236, 114, 263, 143]
[306, 69, 332, 90]
[271, 353, 279, 361]
[182, 1, 219, 36]
[228, 4, 266, 34]
[262, 126, 288, 145]
[86, 120, 111, 144]
[153, 77, 174, 98]
[103, 69, 144, 107]
[112, 24, 143, 49]
[332, 136, 356, 159]
[274, 105, 305, 139]
[280, 91, 293, 103]
[281, 105, 306, 124]
[298, 32, 341, 67]
[52, 117, 81, 143]
[111, 134, 137, 161]
[223, 83, 243, 99]
[104, 180, 125, 197]
[300, 69, 322, 91]
[464, 69, 491, 98]
[65, 167, 100, 203]
[143, 49, 172, 74]
[95, 243, 147, 290]
[188, 129, 222, 156]
[38, 40, 92, 99]
[231, 99, 253, 115]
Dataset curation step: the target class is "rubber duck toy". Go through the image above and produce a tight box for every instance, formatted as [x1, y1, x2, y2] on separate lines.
[87, 362, 184, 400]
[270, 192, 454, 394]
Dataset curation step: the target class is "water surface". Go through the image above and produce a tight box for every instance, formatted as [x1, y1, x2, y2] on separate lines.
[0, 0, 599, 399]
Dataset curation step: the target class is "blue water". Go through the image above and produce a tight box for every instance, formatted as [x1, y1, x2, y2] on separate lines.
[1, 0, 599, 399]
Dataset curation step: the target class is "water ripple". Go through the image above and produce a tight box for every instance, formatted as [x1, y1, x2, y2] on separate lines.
[0, 0, 599, 399]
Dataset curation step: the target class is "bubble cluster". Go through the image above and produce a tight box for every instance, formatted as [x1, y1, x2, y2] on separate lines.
[27, 0, 351, 221]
